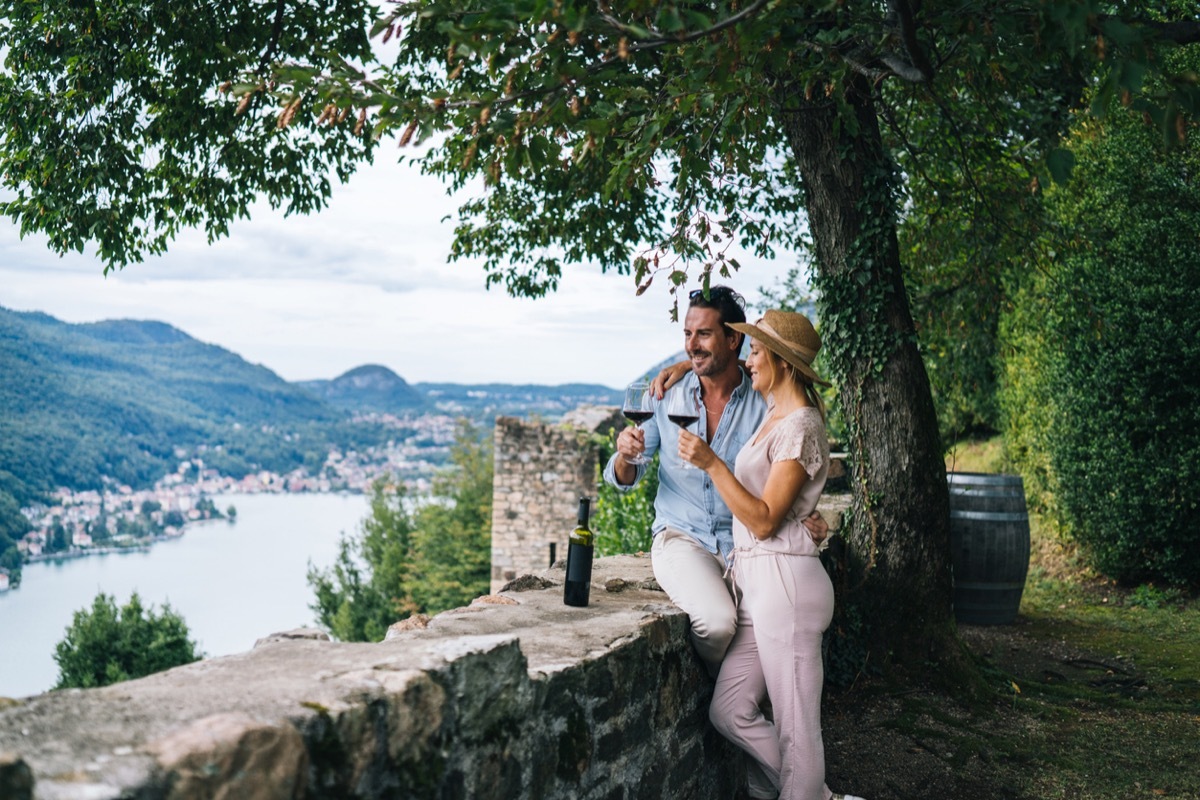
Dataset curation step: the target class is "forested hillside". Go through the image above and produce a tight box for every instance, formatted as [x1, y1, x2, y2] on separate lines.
[0, 306, 629, 585]
[1, 306, 632, 505]
[0, 306, 364, 504]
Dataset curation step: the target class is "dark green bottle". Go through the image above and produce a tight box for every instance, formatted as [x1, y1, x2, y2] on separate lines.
[563, 497, 594, 607]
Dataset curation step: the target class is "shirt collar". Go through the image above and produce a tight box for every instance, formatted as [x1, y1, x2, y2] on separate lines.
[684, 367, 753, 400]
[734, 367, 753, 398]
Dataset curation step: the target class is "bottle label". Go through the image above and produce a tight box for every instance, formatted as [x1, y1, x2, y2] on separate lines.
[565, 542, 593, 584]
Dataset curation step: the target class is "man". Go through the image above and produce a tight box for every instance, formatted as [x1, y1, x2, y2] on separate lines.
[603, 286, 827, 676]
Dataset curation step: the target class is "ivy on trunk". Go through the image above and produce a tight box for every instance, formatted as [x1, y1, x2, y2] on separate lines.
[779, 74, 952, 666]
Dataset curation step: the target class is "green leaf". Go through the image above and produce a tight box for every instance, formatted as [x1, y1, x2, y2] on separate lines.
[1046, 148, 1076, 184]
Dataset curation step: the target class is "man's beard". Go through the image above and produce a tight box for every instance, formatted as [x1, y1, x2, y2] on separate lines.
[691, 348, 730, 377]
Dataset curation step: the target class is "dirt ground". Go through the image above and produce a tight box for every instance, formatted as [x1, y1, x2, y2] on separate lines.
[816, 618, 1183, 800]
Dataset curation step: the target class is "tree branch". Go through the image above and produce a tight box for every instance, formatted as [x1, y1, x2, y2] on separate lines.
[888, 0, 934, 82]
[1109, 17, 1200, 45]
[600, 0, 771, 53]
[413, 3, 774, 116]
[257, 0, 289, 77]
[879, 53, 932, 83]
[829, 42, 929, 86]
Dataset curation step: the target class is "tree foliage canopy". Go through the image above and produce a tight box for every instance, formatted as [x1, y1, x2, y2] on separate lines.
[4, 1, 1198, 287]
[0, 0, 377, 266]
[267, 1, 1198, 308]
[53, 591, 202, 689]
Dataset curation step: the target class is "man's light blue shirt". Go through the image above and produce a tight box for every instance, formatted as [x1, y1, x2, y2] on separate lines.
[602, 370, 766, 559]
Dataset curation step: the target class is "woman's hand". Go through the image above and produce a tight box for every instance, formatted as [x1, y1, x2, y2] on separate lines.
[650, 360, 692, 399]
[678, 429, 718, 471]
[803, 511, 829, 546]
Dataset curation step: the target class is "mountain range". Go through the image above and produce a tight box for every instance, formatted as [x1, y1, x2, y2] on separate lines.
[0, 304, 638, 576]
[0, 305, 625, 501]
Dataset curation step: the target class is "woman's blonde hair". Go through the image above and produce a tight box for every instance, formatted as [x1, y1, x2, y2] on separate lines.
[759, 348, 827, 420]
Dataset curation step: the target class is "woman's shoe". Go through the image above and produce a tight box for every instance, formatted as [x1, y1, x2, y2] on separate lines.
[832, 795, 867, 800]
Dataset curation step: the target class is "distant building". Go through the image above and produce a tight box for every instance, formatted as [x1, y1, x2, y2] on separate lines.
[72, 531, 93, 548]
[489, 405, 623, 592]
[0, 569, 9, 592]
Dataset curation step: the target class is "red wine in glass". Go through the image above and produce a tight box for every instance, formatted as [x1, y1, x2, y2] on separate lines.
[668, 413, 700, 429]
[622, 382, 653, 465]
[667, 390, 701, 471]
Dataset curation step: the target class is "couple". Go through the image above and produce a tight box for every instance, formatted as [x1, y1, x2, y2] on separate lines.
[602, 286, 865, 800]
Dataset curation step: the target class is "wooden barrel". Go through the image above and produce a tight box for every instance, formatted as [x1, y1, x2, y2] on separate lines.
[947, 472, 1031, 625]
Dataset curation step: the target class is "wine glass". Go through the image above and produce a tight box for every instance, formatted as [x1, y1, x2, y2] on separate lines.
[622, 381, 654, 466]
[666, 389, 701, 471]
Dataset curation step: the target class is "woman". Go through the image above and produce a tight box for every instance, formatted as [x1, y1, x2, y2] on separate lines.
[677, 310, 864, 800]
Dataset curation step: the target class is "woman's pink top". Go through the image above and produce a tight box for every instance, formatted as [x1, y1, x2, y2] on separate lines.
[731, 406, 829, 557]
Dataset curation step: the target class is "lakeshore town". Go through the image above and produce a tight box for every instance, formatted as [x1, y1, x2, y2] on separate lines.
[0, 413, 461, 593]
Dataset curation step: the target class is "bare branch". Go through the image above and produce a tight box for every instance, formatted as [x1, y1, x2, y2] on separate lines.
[840, 46, 892, 83]
[257, 0, 289, 77]
[828, 43, 926, 85]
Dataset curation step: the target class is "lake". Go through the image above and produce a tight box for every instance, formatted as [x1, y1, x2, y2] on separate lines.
[0, 492, 369, 699]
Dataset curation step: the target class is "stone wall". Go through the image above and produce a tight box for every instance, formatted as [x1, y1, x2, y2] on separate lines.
[0, 556, 743, 800]
[490, 406, 624, 592]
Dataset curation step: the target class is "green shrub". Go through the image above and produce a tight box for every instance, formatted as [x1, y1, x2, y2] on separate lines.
[54, 592, 202, 689]
[998, 265, 1063, 518]
[1126, 584, 1185, 611]
[592, 430, 657, 556]
[1001, 107, 1200, 588]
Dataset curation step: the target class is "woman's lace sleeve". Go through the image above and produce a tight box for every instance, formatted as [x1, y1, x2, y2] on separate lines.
[769, 411, 827, 479]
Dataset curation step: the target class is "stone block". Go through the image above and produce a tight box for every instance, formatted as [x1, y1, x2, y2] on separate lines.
[253, 628, 330, 649]
[145, 712, 307, 800]
[385, 614, 431, 638]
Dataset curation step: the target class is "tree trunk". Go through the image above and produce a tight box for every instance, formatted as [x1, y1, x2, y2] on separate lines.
[775, 76, 956, 672]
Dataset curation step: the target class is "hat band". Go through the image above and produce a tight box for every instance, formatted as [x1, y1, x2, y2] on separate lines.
[757, 319, 818, 364]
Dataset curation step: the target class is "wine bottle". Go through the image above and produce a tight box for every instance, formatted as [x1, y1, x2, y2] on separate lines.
[563, 497, 594, 607]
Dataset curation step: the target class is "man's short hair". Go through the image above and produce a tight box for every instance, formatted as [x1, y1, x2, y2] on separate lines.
[688, 286, 747, 345]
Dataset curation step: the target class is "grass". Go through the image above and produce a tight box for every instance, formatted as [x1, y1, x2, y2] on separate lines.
[947, 437, 1198, 784]
[1001, 528, 1200, 799]
[964, 512, 1200, 799]
[944, 436, 1008, 474]
[823, 443, 1200, 799]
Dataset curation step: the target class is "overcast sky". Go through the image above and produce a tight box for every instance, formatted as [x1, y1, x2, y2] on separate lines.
[1, 155, 805, 389]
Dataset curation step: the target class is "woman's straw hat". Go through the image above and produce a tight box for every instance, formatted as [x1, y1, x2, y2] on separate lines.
[728, 310, 831, 387]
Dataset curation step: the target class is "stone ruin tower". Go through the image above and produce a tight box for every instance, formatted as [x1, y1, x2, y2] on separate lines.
[489, 405, 623, 592]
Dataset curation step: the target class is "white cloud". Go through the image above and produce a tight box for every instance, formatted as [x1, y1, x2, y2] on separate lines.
[0, 156, 805, 388]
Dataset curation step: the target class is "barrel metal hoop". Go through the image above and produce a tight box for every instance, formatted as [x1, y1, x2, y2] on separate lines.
[954, 582, 1027, 590]
[950, 510, 1029, 522]
[947, 474, 1023, 485]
